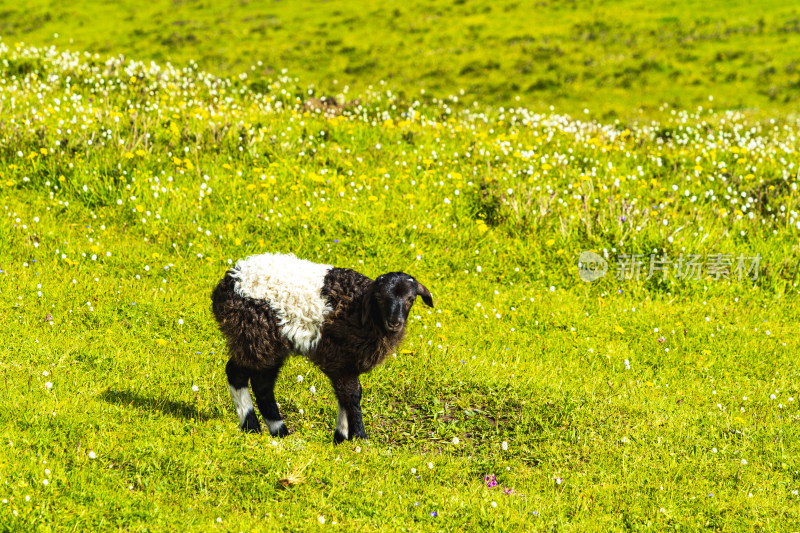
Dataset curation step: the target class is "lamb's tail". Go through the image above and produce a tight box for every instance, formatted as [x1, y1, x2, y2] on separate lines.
[211, 271, 238, 325]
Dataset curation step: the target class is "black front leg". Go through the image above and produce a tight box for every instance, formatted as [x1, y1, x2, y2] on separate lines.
[329, 374, 367, 444]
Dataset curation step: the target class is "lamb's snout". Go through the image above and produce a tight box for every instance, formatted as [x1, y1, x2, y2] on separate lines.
[385, 319, 404, 332]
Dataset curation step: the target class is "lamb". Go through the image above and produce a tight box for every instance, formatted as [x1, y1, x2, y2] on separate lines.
[211, 252, 433, 443]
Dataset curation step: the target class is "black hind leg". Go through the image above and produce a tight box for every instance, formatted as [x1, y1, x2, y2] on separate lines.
[226, 359, 261, 432]
[251, 361, 289, 437]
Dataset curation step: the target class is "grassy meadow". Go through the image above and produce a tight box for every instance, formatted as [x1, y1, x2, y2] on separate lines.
[1, 1, 800, 531]
[2, 0, 800, 120]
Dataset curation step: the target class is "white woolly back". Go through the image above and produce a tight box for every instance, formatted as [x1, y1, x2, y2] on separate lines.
[230, 252, 332, 354]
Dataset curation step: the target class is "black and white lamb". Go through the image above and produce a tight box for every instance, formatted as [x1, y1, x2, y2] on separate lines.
[211, 252, 433, 443]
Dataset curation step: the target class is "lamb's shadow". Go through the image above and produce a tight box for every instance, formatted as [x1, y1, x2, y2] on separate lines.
[99, 389, 220, 422]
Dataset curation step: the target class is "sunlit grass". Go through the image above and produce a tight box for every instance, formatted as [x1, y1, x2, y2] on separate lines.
[2, 0, 800, 120]
[0, 35, 799, 531]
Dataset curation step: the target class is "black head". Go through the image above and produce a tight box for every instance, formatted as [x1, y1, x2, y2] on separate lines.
[361, 272, 434, 332]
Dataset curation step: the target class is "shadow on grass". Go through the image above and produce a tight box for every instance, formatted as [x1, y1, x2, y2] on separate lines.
[99, 389, 220, 422]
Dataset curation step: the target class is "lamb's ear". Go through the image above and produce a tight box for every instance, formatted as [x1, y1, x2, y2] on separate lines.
[361, 284, 376, 326]
[415, 281, 434, 308]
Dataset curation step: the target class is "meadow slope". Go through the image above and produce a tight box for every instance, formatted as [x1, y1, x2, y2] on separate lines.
[0, 9, 799, 533]
[2, 0, 800, 120]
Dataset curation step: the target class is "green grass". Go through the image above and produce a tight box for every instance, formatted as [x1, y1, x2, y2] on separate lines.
[1, 4, 800, 531]
[2, 0, 800, 120]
